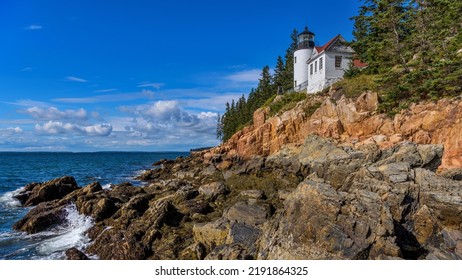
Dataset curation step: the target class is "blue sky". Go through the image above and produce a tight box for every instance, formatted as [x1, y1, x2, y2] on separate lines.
[0, 0, 360, 151]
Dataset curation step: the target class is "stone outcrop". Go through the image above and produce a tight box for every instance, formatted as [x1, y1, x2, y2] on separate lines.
[14, 176, 79, 207]
[205, 91, 462, 170]
[11, 135, 462, 260]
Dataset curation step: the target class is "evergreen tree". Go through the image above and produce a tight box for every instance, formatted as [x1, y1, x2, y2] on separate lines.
[351, 0, 462, 113]
[256, 65, 273, 100]
[283, 29, 299, 89]
[351, 0, 412, 73]
[273, 56, 286, 88]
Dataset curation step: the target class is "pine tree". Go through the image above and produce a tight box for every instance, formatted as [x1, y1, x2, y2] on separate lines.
[257, 65, 273, 101]
[283, 29, 298, 89]
[273, 56, 285, 88]
[351, 0, 462, 113]
[351, 0, 412, 73]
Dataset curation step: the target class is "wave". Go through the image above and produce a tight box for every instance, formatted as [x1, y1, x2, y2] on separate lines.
[35, 204, 94, 259]
[101, 183, 112, 190]
[0, 188, 23, 208]
[0, 204, 94, 259]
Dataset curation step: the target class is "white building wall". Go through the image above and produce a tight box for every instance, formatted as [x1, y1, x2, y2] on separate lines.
[307, 54, 327, 93]
[293, 48, 312, 91]
[307, 51, 353, 94]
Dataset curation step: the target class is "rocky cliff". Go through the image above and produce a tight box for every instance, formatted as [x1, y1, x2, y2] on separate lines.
[208, 91, 462, 170]
[11, 135, 462, 260]
[10, 91, 462, 260]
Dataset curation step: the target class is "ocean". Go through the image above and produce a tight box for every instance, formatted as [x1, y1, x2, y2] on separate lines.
[0, 151, 189, 260]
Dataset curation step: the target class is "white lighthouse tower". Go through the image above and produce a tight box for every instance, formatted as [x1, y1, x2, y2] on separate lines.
[293, 27, 315, 92]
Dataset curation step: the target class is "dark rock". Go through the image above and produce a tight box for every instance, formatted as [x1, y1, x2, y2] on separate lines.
[227, 222, 261, 248]
[152, 159, 174, 166]
[110, 183, 145, 203]
[16, 176, 79, 207]
[86, 228, 150, 260]
[13, 202, 68, 233]
[177, 199, 212, 215]
[65, 247, 90, 260]
[224, 200, 270, 226]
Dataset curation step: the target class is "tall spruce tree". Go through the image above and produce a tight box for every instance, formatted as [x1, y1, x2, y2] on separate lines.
[273, 56, 285, 88]
[283, 29, 299, 90]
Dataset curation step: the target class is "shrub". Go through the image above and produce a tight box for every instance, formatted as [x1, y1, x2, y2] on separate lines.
[267, 92, 307, 116]
[332, 74, 380, 99]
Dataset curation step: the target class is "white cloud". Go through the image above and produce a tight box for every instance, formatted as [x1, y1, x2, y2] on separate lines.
[225, 69, 261, 83]
[53, 90, 154, 103]
[3, 99, 52, 108]
[35, 121, 112, 136]
[65, 76, 88, 83]
[0, 126, 24, 137]
[94, 88, 117, 93]
[120, 100, 218, 138]
[22, 106, 88, 121]
[20, 67, 33, 72]
[182, 93, 243, 111]
[137, 82, 164, 89]
[6, 127, 23, 133]
[24, 25, 43, 30]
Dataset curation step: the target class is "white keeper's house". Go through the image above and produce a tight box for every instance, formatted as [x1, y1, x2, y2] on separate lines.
[293, 26, 366, 93]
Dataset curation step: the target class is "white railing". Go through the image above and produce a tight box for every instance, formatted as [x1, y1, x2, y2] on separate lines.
[283, 81, 308, 95]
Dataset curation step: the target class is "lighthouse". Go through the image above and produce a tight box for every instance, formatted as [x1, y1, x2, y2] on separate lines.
[293, 27, 315, 91]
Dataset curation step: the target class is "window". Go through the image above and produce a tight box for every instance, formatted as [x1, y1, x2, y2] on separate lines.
[294, 80, 297, 87]
[310, 64, 313, 75]
[319, 57, 323, 70]
[335, 56, 342, 68]
[315, 61, 317, 72]
[294, 56, 297, 64]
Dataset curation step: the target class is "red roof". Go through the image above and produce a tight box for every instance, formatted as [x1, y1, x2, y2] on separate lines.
[316, 34, 342, 53]
[353, 59, 368, 68]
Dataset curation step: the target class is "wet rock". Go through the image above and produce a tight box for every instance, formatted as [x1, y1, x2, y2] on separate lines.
[16, 176, 79, 207]
[13, 202, 68, 233]
[86, 228, 150, 260]
[65, 247, 90, 260]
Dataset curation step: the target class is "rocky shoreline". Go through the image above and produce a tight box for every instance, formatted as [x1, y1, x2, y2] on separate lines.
[11, 135, 462, 260]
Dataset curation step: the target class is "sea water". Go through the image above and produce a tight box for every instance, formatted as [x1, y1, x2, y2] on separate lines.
[0, 151, 188, 259]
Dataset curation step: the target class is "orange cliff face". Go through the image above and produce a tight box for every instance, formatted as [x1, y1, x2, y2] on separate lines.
[206, 91, 462, 170]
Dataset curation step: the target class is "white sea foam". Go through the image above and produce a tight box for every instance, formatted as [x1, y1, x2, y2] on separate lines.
[0, 188, 23, 207]
[36, 204, 94, 258]
[101, 183, 112, 189]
